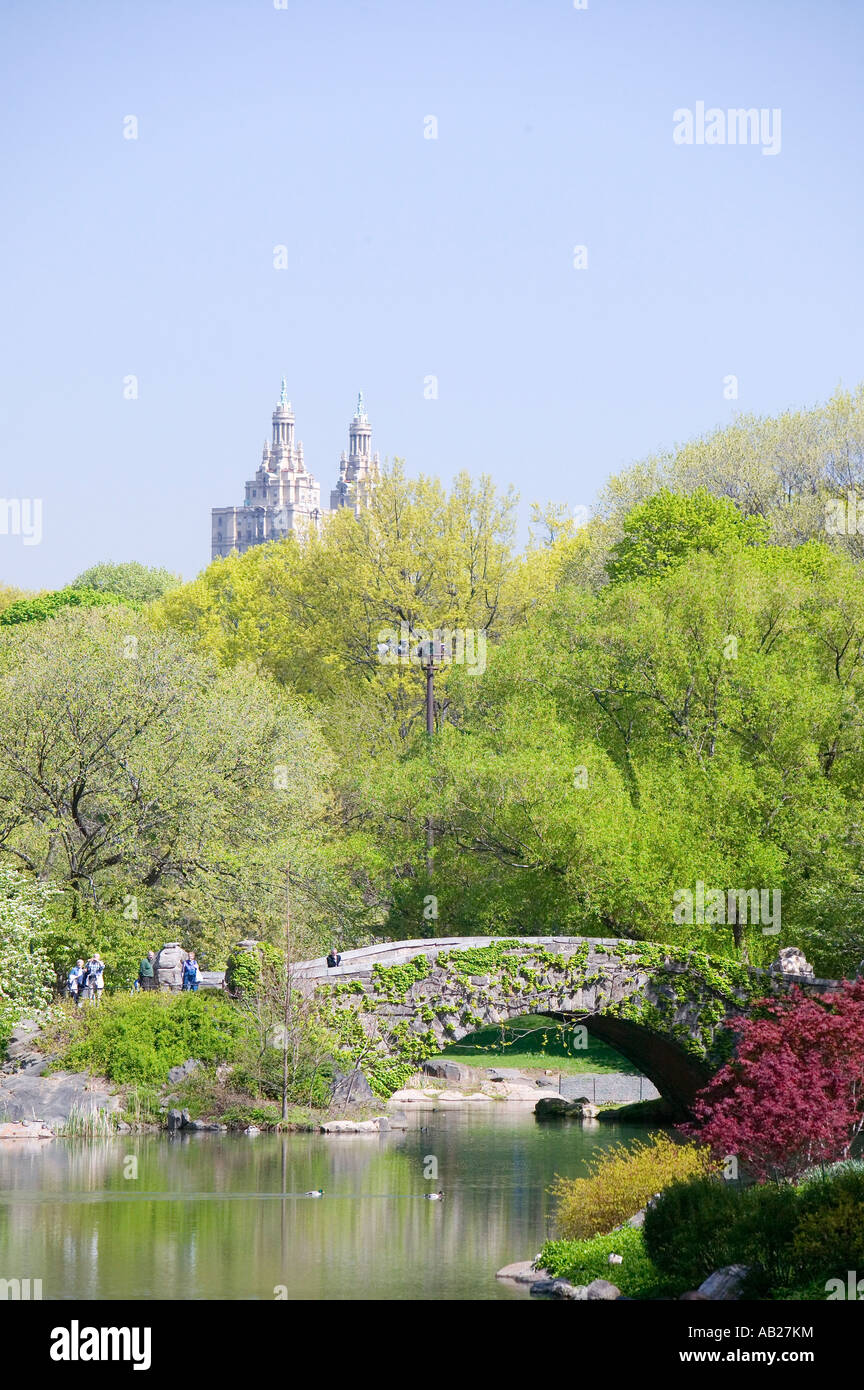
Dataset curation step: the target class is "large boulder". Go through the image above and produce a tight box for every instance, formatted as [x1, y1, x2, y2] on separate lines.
[0, 1071, 120, 1127]
[1, 1022, 51, 1077]
[534, 1096, 583, 1118]
[329, 1065, 376, 1107]
[167, 1059, 201, 1085]
[530, 1278, 583, 1299]
[422, 1060, 470, 1083]
[586, 1279, 622, 1300]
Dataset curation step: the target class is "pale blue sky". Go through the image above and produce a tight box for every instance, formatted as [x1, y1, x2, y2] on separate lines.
[1, 0, 862, 587]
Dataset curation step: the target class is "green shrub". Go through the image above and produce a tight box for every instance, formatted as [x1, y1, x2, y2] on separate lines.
[0, 586, 126, 625]
[51, 990, 246, 1083]
[551, 1133, 721, 1240]
[218, 1103, 281, 1130]
[646, 1169, 864, 1295]
[732, 1182, 800, 1295]
[643, 1177, 741, 1283]
[792, 1169, 864, 1281]
[539, 1225, 684, 1299]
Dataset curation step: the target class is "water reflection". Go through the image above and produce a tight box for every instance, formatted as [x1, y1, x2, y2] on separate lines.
[0, 1109, 659, 1300]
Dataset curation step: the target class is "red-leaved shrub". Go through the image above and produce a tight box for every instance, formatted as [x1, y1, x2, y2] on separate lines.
[684, 980, 864, 1181]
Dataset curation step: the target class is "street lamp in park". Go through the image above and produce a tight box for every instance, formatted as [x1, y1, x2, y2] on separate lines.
[418, 637, 446, 736]
[418, 638, 446, 871]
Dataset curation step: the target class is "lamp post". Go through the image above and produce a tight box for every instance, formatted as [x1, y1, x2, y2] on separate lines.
[418, 638, 445, 871]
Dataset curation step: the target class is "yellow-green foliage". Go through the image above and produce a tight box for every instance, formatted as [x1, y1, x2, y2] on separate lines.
[551, 1132, 720, 1240]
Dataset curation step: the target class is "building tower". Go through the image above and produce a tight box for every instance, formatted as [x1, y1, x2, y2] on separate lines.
[330, 393, 381, 517]
[211, 380, 323, 560]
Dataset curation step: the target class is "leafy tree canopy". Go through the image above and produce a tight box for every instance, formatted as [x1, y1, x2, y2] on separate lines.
[72, 560, 182, 604]
[606, 487, 769, 584]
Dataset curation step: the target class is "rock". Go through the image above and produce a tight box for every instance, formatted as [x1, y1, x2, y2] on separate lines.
[495, 1261, 549, 1284]
[597, 1097, 681, 1125]
[2, 1021, 52, 1077]
[509, 1084, 556, 1101]
[769, 946, 814, 980]
[607, 1253, 623, 1265]
[586, 1279, 621, 1300]
[625, 1208, 646, 1229]
[530, 1278, 584, 1300]
[680, 1291, 710, 1300]
[0, 1121, 53, 1140]
[697, 1265, 750, 1300]
[184, 1119, 222, 1131]
[581, 1103, 600, 1119]
[0, 1071, 120, 1127]
[422, 1061, 468, 1082]
[372, 1115, 390, 1131]
[329, 1065, 376, 1107]
[387, 1089, 434, 1103]
[167, 1059, 201, 1085]
[319, 1119, 382, 1133]
[534, 1096, 582, 1118]
[166, 1108, 189, 1132]
[244, 1125, 261, 1135]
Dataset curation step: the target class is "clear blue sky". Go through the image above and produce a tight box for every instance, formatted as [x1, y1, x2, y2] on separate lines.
[1, 0, 862, 587]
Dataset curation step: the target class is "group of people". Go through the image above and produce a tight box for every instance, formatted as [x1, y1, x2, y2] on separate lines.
[65, 947, 203, 1004]
[66, 955, 106, 1007]
[137, 949, 202, 992]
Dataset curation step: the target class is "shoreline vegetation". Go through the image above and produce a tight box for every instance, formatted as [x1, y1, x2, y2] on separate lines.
[2, 996, 652, 1135]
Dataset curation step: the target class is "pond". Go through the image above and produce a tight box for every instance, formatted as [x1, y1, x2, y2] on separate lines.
[0, 1108, 660, 1300]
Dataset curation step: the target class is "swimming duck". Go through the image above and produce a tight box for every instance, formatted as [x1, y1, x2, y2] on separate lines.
[304, 1188, 324, 1197]
[424, 1190, 444, 1201]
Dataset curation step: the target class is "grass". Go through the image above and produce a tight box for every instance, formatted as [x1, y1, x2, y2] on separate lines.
[432, 1015, 642, 1075]
[54, 1104, 117, 1138]
[539, 1224, 687, 1299]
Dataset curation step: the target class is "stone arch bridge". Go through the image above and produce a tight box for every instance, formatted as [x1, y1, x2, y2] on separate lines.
[293, 936, 834, 1111]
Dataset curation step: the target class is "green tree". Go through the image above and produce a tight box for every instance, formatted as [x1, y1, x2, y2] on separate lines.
[72, 561, 182, 604]
[606, 487, 768, 585]
[0, 608, 336, 960]
[344, 542, 864, 972]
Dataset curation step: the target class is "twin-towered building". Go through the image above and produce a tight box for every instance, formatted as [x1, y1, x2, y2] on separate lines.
[211, 381, 381, 560]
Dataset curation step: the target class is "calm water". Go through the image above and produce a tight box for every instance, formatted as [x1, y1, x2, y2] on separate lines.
[0, 1109, 655, 1300]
